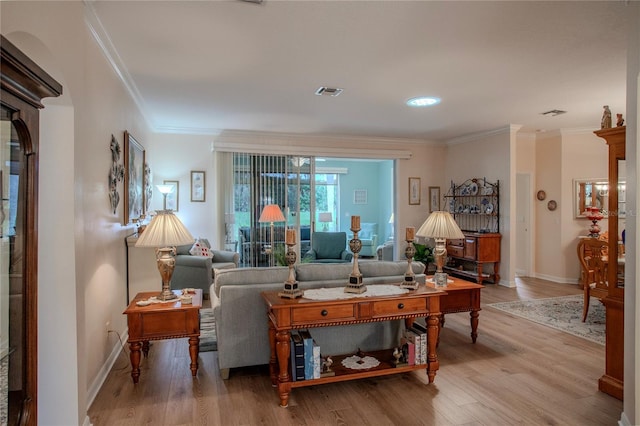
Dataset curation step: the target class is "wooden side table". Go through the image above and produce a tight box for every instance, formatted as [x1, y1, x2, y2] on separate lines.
[425, 277, 483, 343]
[123, 289, 202, 383]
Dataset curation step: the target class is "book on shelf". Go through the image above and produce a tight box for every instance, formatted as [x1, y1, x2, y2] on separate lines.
[290, 331, 305, 382]
[400, 335, 415, 366]
[299, 329, 315, 380]
[402, 329, 420, 364]
[312, 340, 321, 379]
[410, 323, 427, 365]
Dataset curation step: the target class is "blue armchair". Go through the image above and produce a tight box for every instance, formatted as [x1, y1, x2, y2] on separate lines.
[304, 232, 353, 263]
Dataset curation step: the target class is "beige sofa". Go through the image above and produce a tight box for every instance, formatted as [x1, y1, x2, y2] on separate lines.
[210, 261, 426, 379]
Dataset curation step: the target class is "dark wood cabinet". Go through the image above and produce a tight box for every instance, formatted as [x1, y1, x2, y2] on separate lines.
[445, 232, 501, 284]
[1, 36, 62, 425]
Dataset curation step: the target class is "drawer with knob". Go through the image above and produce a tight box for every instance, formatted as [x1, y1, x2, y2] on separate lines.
[370, 298, 427, 317]
[291, 304, 356, 324]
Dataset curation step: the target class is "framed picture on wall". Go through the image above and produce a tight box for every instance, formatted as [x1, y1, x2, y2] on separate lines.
[409, 177, 421, 205]
[429, 186, 440, 212]
[163, 180, 179, 211]
[191, 170, 206, 202]
[123, 131, 145, 225]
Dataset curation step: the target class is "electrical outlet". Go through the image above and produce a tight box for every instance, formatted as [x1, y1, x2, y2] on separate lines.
[105, 321, 110, 333]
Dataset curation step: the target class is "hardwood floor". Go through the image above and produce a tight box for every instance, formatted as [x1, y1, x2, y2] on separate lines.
[88, 277, 622, 425]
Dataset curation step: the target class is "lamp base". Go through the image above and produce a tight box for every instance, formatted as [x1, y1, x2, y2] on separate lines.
[433, 272, 448, 287]
[345, 274, 366, 293]
[279, 281, 303, 299]
[158, 288, 178, 301]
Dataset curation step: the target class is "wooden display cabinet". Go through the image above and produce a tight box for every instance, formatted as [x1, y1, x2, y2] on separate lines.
[593, 126, 625, 400]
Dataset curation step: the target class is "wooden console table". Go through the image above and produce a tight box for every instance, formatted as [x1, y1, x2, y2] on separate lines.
[425, 277, 483, 343]
[123, 289, 202, 383]
[262, 285, 444, 407]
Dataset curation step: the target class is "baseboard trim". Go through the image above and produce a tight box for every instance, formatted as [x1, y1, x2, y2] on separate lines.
[86, 329, 128, 414]
[533, 272, 578, 284]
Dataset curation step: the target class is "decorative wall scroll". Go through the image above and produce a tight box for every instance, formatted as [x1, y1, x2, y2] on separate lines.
[191, 170, 206, 202]
[409, 177, 421, 205]
[428, 186, 440, 212]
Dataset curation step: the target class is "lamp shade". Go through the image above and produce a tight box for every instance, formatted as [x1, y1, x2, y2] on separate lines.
[258, 204, 285, 223]
[135, 210, 194, 247]
[319, 212, 333, 223]
[156, 184, 174, 195]
[416, 211, 465, 240]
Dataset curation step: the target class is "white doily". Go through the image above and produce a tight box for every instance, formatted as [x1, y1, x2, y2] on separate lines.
[341, 355, 380, 370]
[303, 284, 409, 301]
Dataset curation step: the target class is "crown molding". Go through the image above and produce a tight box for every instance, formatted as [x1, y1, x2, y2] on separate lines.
[446, 125, 521, 146]
[83, 0, 156, 130]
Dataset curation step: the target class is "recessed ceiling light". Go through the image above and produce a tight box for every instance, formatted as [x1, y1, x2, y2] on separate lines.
[406, 96, 441, 107]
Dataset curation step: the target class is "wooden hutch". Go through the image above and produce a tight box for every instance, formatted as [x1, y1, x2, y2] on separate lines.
[443, 178, 501, 284]
[593, 125, 625, 400]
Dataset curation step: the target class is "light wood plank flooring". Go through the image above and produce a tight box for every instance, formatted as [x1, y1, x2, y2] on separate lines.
[88, 277, 622, 425]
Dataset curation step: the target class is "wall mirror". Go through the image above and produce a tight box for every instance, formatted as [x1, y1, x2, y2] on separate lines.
[573, 178, 626, 219]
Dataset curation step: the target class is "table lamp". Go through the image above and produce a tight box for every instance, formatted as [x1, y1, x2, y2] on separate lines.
[258, 204, 286, 266]
[135, 209, 194, 300]
[319, 212, 333, 231]
[416, 211, 464, 287]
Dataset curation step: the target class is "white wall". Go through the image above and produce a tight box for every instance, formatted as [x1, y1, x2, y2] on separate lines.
[445, 127, 513, 286]
[2, 2, 152, 423]
[148, 133, 216, 240]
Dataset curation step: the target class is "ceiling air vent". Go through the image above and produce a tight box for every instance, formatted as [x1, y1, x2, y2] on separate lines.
[315, 87, 343, 97]
[540, 109, 567, 116]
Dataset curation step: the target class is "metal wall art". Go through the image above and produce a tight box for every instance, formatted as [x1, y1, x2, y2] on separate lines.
[108, 134, 125, 214]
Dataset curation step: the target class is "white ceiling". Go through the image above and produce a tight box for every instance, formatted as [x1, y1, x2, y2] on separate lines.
[88, 1, 630, 142]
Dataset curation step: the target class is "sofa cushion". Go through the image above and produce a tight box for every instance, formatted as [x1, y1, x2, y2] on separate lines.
[295, 263, 353, 282]
[213, 266, 290, 297]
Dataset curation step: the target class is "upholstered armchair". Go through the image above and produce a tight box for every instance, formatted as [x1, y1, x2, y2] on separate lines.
[355, 222, 378, 257]
[173, 239, 239, 296]
[303, 232, 353, 263]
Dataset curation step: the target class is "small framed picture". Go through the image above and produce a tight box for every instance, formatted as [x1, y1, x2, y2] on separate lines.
[191, 171, 206, 202]
[429, 186, 441, 213]
[163, 180, 179, 211]
[409, 177, 421, 205]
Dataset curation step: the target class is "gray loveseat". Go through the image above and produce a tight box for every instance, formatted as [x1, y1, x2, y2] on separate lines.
[210, 260, 426, 379]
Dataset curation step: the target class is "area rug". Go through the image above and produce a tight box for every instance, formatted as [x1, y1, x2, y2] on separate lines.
[199, 308, 217, 352]
[488, 295, 605, 345]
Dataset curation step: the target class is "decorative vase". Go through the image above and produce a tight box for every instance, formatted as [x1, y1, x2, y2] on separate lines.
[586, 206, 604, 238]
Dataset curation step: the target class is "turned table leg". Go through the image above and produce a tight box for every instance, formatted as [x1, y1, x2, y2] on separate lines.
[268, 321, 277, 386]
[426, 314, 440, 383]
[129, 341, 142, 384]
[276, 330, 291, 407]
[470, 310, 479, 343]
[188, 336, 199, 376]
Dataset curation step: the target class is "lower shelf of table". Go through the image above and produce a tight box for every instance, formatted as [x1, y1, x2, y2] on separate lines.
[286, 349, 427, 388]
[443, 265, 495, 283]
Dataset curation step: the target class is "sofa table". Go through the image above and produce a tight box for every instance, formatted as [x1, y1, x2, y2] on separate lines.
[425, 277, 483, 343]
[123, 289, 202, 383]
[261, 285, 445, 407]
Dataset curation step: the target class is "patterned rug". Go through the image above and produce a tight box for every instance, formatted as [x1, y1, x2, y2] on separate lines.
[200, 308, 217, 352]
[488, 295, 605, 345]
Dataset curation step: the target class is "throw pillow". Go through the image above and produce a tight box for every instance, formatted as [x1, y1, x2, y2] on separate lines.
[189, 238, 213, 258]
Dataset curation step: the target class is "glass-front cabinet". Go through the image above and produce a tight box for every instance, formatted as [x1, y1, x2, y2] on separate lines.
[1, 36, 62, 425]
[593, 125, 625, 401]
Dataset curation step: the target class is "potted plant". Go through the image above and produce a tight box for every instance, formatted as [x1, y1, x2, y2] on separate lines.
[413, 242, 435, 274]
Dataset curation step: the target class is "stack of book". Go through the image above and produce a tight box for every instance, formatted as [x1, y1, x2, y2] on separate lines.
[290, 330, 321, 381]
[400, 322, 427, 366]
